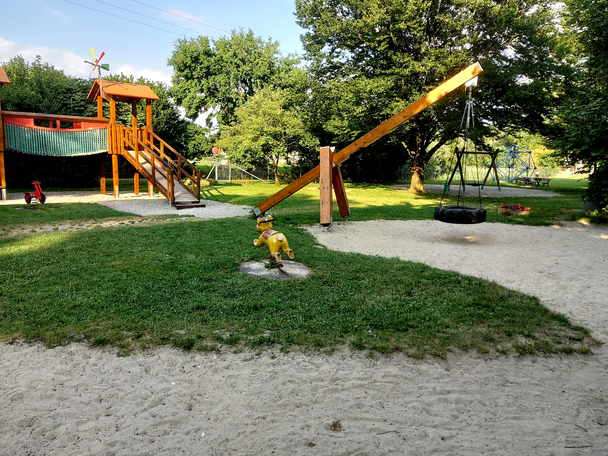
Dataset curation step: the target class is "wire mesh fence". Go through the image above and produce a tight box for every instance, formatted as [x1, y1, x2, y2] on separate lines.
[202, 157, 269, 183]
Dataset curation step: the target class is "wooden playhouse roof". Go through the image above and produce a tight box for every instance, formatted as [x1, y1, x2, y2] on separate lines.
[0, 67, 11, 84]
[87, 80, 160, 103]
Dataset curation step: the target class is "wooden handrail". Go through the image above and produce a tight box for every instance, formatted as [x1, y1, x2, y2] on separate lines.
[119, 126, 171, 199]
[1, 111, 110, 124]
[139, 126, 201, 200]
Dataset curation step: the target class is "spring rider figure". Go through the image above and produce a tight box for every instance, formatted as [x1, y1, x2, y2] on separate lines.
[253, 215, 294, 267]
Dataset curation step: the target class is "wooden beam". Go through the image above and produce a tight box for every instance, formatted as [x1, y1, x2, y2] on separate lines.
[100, 155, 106, 195]
[97, 95, 103, 119]
[112, 154, 119, 198]
[132, 100, 139, 163]
[146, 100, 153, 128]
[1, 110, 109, 123]
[332, 165, 350, 218]
[319, 146, 334, 226]
[109, 99, 117, 155]
[0, 96, 6, 200]
[253, 62, 483, 215]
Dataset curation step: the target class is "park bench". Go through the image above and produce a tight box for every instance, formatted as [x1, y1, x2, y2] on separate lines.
[537, 178, 551, 186]
[514, 177, 532, 185]
[514, 177, 552, 187]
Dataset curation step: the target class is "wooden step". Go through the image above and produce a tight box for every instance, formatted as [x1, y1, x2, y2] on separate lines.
[124, 149, 199, 203]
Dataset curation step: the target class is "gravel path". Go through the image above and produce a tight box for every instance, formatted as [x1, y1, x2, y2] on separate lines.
[0, 191, 252, 219]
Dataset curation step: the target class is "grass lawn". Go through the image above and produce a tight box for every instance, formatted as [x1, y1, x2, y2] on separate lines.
[0, 178, 599, 357]
[200, 178, 591, 226]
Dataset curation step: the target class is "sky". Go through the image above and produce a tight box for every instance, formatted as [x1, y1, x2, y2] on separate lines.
[0, 0, 306, 85]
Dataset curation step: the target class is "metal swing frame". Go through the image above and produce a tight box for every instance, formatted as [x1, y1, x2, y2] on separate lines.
[435, 77, 488, 225]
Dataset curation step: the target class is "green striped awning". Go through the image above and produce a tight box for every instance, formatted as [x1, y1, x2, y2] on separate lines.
[5, 123, 108, 156]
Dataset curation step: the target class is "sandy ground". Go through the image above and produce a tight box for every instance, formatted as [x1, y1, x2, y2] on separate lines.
[2, 190, 608, 455]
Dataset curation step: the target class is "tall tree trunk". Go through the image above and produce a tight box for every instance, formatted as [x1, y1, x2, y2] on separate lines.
[409, 154, 426, 193]
[273, 157, 280, 185]
[407, 135, 449, 193]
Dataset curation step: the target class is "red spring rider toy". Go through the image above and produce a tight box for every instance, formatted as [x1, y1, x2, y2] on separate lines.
[24, 181, 46, 204]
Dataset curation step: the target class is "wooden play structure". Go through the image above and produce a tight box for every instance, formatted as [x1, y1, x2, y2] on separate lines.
[253, 63, 484, 226]
[0, 68, 201, 206]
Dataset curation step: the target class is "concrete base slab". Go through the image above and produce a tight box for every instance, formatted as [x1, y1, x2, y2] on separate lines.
[240, 260, 311, 280]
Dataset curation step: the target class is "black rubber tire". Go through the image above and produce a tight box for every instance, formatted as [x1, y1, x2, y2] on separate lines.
[434, 205, 487, 224]
[39, 193, 46, 204]
[25, 193, 32, 204]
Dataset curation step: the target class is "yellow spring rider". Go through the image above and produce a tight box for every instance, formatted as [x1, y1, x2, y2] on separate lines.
[253, 215, 294, 267]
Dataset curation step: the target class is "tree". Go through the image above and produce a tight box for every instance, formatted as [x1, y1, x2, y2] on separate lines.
[1, 55, 95, 116]
[168, 29, 291, 128]
[296, 0, 569, 191]
[550, 0, 608, 210]
[216, 87, 319, 184]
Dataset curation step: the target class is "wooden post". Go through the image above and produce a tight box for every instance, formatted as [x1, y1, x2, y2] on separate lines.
[109, 98, 117, 156]
[332, 165, 350, 218]
[0, 68, 10, 200]
[0, 99, 6, 201]
[319, 146, 334, 226]
[148, 180, 153, 197]
[145, 99, 152, 145]
[97, 94, 103, 119]
[134, 172, 140, 195]
[486, 152, 501, 189]
[145, 100, 152, 127]
[112, 154, 119, 198]
[0, 149, 5, 201]
[132, 100, 139, 165]
[253, 62, 483, 216]
[100, 155, 106, 194]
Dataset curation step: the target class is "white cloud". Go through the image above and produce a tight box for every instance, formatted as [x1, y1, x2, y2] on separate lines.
[112, 64, 172, 85]
[51, 10, 69, 20]
[0, 38, 172, 84]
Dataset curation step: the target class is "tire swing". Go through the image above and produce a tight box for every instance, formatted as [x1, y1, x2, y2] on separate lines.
[434, 76, 486, 225]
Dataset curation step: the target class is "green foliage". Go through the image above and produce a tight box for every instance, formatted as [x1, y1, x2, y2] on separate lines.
[0, 55, 96, 116]
[168, 29, 294, 128]
[295, 0, 571, 184]
[216, 87, 319, 184]
[549, 0, 608, 209]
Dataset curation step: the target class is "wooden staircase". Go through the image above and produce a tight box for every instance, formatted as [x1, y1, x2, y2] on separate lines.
[118, 125, 201, 206]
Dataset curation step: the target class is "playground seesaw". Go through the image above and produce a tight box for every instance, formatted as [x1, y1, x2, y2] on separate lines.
[253, 63, 484, 226]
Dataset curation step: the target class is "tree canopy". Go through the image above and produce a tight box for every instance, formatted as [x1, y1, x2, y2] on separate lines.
[1, 55, 95, 116]
[168, 29, 294, 129]
[550, 0, 608, 210]
[216, 87, 319, 184]
[295, 0, 569, 189]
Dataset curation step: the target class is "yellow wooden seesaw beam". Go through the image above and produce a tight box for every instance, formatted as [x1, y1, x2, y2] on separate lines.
[253, 62, 483, 217]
